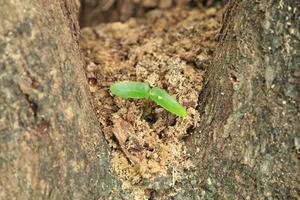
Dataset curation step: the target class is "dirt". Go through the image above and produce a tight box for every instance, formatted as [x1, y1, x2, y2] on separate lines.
[80, 4, 223, 199]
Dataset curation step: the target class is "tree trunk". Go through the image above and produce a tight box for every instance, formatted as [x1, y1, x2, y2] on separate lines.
[0, 0, 299, 199]
[188, 0, 300, 199]
[0, 0, 118, 199]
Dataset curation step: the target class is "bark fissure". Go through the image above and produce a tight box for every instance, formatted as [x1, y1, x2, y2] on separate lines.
[0, 0, 298, 199]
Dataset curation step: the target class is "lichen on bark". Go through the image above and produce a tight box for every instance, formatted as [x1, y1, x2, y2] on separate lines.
[0, 0, 299, 199]
[0, 1, 119, 199]
[188, 0, 300, 199]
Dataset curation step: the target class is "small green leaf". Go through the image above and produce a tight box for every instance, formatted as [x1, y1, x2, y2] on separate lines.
[110, 81, 150, 99]
[149, 87, 188, 117]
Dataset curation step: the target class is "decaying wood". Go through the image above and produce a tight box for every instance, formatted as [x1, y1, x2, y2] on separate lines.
[79, 0, 221, 27]
[0, 0, 299, 199]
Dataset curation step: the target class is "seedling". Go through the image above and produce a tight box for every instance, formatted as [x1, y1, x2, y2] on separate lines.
[110, 81, 188, 117]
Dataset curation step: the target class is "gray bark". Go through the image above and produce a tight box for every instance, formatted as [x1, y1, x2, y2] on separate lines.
[187, 0, 300, 199]
[0, 0, 299, 199]
[0, 0, 119, 199]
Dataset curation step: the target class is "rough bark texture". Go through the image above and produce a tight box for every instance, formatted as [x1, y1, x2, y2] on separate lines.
[1, 0, 299, 199]
[0, 0, 119, 199]
[187, 0, 299, 199]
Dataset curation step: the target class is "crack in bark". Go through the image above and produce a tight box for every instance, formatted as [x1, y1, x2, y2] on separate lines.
[16, 83, 38, 119]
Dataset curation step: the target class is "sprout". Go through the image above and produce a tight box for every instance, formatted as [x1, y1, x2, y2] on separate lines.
[110, 81, 188, 117]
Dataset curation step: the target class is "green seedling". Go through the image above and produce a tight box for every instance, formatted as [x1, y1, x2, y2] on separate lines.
[110, 81, 188, 117]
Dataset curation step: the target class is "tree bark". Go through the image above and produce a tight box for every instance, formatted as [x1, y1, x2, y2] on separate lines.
[1, 0, 299, 199]
[187, 0, 300, 199]
[0, 0, 118, 199]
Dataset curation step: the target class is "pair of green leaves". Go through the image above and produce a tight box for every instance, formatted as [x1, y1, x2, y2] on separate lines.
[110, 82, 188, 117]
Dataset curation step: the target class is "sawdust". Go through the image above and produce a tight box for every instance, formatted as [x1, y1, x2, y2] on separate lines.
[80, 5, 222, 198]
